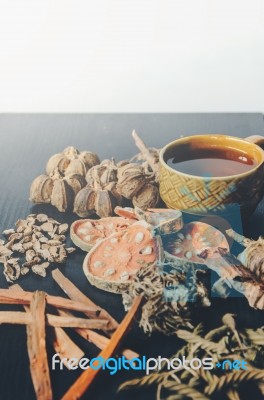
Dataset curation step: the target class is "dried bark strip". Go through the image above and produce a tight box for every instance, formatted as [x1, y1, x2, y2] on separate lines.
[27, 291, 52, 400]
[0, 288, 100, 315]
[52, 268, 118, 330]
[10, 284, 85, 369]
[62, 296, 142, 400]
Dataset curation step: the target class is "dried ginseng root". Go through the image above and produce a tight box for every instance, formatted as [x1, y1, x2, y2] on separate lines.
[70, 217, 134, 251]
[165, 221, 229, 264]
[83, 221, 159, 293]
[0, 214, 75, 282]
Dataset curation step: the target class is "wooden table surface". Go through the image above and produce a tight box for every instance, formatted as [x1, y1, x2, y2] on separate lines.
[0, 113, 264, 400]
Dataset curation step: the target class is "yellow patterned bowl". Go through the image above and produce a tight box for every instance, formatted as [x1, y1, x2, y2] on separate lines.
[159, 134, 264, 215]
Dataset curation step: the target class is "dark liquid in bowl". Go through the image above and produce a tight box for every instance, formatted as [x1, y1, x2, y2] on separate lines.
[166, 147, 257, 177]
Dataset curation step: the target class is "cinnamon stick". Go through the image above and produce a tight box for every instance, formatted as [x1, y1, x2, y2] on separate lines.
[0, 288, 101, 316]
[52, 269, 117, 330]
[62, 296, 142, 400]
[52, 269, 139, 360]
[10, 284, 85, 369]
[26, 291, 52, 400]
[0, 310, 109, 329]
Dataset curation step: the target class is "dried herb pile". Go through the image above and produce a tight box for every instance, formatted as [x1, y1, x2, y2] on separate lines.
[119, 315, 264, 400]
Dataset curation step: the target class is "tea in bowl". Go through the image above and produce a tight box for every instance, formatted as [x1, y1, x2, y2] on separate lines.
[159, 134, 264, 215]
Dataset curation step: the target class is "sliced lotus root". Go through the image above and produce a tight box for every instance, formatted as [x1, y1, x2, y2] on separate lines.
[70, 217, 134, 252]
[83, 221, 158, 293]
[115, 206, 183, 235]
[165, 222, 229, 264]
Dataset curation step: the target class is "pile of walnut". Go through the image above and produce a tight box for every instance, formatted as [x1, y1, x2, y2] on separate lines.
[30, 146, 100, 212]
[0, 214, 75, 282]
[74, 159, 160, 218]
[29, 133, 160, 217]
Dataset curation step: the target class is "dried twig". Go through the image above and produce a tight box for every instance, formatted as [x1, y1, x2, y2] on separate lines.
[132, 130, 159, 177]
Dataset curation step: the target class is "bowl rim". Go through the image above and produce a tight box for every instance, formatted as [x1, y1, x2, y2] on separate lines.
[159, 134, 264, 180]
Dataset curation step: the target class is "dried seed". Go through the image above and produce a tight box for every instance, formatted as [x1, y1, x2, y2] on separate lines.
[25, 250, 36, 262]
[120, 271, 129, 281]
[135, 232, 144, 244]
[32, 265, 46, 277]
[9, 233, 23, 241]
[40, 222, 53, 232]
[103, 268, 115, 277]
[58, 223, 68, 234]
[37, 214, 48, 222]
[2, 229, 15, 236]
[12, 243, 25, 253]
[94, 260, 105, 269]
[185, 251, 192, 259]
[39, 262, 50, 269]
[22, 242, 33, 251]
[49, 246, 58, 257]
[24, 227, 32, 236]
[7, 258, 20, 265]
[39, 236, 48, 243]
[0, 245, 12, 257]
[140, 246, 153, 255]
[66, 247, 76, 254]
[21, 267, 29, 275]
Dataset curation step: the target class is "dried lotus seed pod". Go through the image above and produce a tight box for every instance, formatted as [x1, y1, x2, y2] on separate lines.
[46, 153, 70, 175]
[50, 179, 74, 212]
[74, 186, 96, 217]
[29, 174, 54, 203]
[65, 174, 86, 195]
[64, 158, 87, 176]
[79, 151, 100, 169]
[132, 183, 159, 210]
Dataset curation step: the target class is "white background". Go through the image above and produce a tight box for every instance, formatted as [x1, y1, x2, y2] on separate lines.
[0, 0, 263, 112]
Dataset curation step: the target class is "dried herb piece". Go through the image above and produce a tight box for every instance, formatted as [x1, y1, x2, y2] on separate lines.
[0, 214, 75, 282]
[118, 317, 264, 400]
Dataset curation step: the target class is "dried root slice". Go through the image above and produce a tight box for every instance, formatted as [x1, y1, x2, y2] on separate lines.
[70, 217, 134, 252]
[83, 221, 159, 293]
[165, 222, 229, 265]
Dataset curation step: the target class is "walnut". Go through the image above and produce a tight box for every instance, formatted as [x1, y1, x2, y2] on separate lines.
[46, 146, 100, 176]
[74, 160, 122, 218]
[132, 183, 159, 210]
[30, 147, 100, 212]
[29, 174, 54, 203]
[116, 163, 146, 199]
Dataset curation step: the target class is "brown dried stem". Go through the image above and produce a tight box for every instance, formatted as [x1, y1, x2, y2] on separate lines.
[132, 130, 159, 177]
